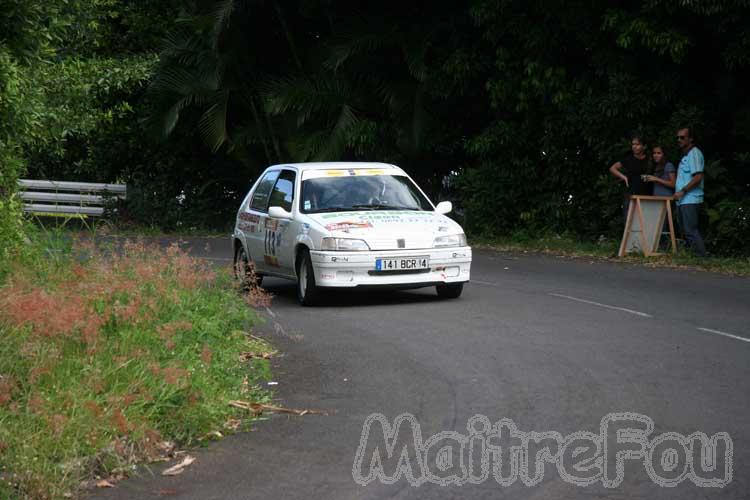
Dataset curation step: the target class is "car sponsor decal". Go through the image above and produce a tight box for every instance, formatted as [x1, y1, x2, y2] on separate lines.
[264, 228, 277, 257]
[320, 210, 429, 219]
[323, 168, 388, 177]
[318, 212, 437, 226]
[325, 221, 374, 232]
[263, 219, 288, 262]
[239, 212, 261, 223]
[302, 168, 401, 180]
[238, 212, 261, 233]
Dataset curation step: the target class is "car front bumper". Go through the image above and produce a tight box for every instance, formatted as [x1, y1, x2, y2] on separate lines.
[309, 246, 471, 287]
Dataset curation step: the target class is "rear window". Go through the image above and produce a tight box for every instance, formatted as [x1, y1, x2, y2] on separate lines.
[268, 170, 296, 212]
[250, 170, 281, 212]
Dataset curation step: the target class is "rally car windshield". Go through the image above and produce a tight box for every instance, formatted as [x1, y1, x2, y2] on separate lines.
[300, 175, 434, 214]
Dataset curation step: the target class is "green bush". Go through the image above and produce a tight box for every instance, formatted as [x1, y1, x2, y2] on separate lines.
[0, 49, 31, 264]
[0, 149, 24, 266]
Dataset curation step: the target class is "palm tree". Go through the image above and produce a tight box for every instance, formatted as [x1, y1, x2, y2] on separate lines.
[149, 0, 471, 189]
[149, 0, 292, 163]
[259, 9, 457, 165]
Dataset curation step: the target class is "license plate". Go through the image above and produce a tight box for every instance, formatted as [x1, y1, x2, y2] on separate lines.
[375, 256, 429, 271]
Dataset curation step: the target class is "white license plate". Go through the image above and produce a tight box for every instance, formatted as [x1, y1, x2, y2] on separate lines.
[375, 256, 429, 271]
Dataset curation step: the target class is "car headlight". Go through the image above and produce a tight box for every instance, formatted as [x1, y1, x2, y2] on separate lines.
[321, 237, 371, 251]
[433, 233, 467, 247]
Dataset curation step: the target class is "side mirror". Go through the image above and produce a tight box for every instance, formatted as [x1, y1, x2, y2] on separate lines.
[268, 206, 292, 220]
[435, 201, 452, 215]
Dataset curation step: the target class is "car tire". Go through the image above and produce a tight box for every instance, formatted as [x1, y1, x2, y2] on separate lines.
[296, 249, 322, 306]
[234, 244, 263, 289]
[436, 282, 463, 299]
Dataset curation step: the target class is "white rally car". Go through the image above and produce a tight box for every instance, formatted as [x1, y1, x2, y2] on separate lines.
[232, 162, 471, 305]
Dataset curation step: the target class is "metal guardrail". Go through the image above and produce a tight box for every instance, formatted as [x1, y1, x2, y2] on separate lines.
[18, 179, 127, 217]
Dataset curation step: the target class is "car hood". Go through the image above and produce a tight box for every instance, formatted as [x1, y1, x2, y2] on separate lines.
[306, 210, 464, 250]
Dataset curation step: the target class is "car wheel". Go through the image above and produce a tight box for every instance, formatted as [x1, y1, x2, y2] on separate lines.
[234, 244, 263, 288]
[436, 282, 463, 299]
[296, 249, 321, 306]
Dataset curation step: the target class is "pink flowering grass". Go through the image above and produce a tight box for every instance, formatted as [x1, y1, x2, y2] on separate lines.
[0, 233, 273, 499]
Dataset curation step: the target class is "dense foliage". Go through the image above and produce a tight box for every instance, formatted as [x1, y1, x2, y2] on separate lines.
[0, 51, 27, 258]
[2, 0, 749, 254]
[460, 0, 750, 254]
[0, 0, 184, 254]
[0, 0, 48, 259]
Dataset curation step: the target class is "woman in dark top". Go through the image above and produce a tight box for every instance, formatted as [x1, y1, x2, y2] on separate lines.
[609, 134, 651, 220]
[644, 144, 677, 238]
[644, 145, 676, 196]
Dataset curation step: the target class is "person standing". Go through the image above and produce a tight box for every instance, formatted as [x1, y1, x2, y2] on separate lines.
[644, 145, 677, 240]
[609, 134, 651, 220]
[644, 145, 676, 196]
[674, 127, 707, 257]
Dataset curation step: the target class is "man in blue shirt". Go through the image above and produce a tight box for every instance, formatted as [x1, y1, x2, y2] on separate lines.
[674, 127, 707, 257]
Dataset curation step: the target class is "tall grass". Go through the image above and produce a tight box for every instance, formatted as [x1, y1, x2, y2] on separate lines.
[0, 229, 272, 499]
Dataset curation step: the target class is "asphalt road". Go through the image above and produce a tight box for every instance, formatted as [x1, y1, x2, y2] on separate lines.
[95, 237, 749, 499]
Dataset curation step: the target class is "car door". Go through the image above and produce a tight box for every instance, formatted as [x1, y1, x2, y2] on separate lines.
[265, 169, 297, 276]
[244, 169, 280, 273]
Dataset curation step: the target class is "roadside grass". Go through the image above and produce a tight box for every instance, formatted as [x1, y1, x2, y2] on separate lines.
[471, 233, 750, 276]
[22, 217, 229, 239]
[98, 225, 229, 239]
[0, 228, 273, 499]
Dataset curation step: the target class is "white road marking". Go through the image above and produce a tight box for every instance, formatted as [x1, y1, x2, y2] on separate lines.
[468, 279, 745, 344]
[697, 327, 750, 344]
[549, 293, 653, 318]
[201, 257, 232, 262]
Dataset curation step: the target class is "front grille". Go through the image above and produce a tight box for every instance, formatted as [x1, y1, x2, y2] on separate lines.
[367, 237, 432, 250]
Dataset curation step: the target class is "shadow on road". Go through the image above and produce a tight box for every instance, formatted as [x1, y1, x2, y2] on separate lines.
[261, 279, 445, 308]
